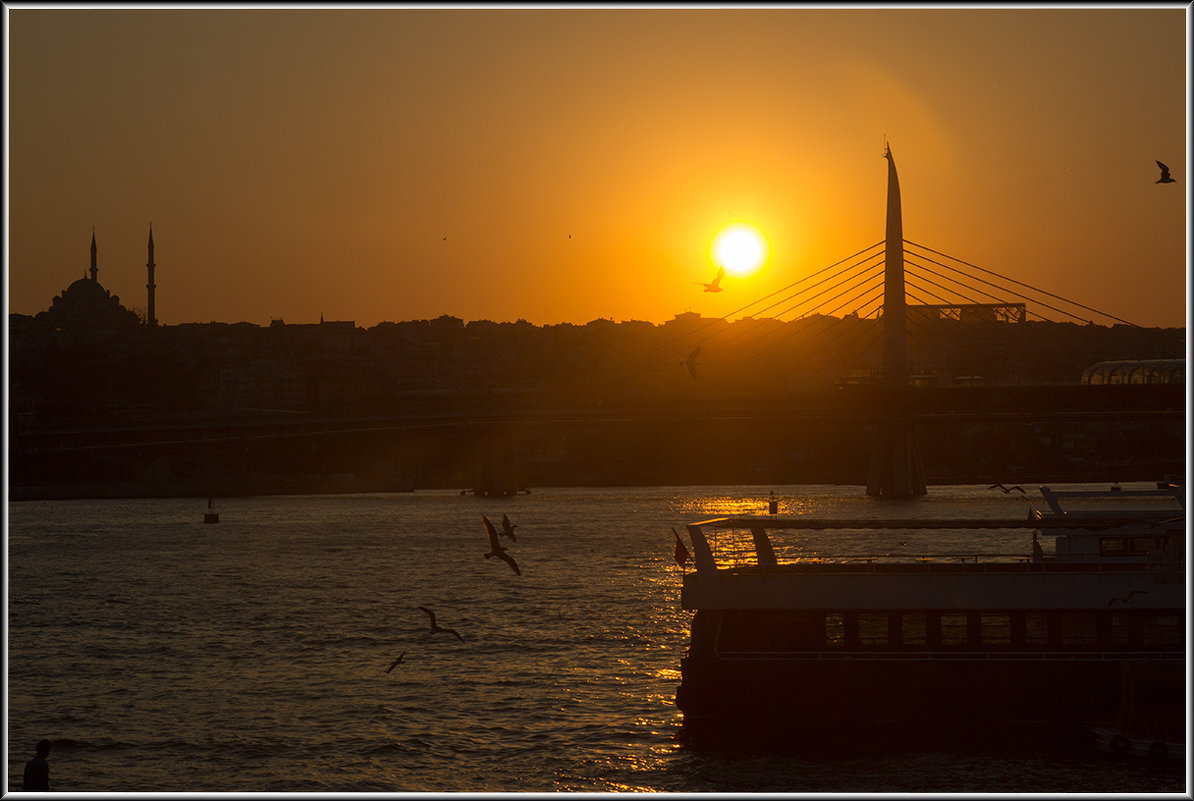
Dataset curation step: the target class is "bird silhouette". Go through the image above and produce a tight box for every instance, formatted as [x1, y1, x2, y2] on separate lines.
[1108, 590, 1149, 607]
[418, 606, 465, 642]
[672, 527, 690, 567]
[500, 513, 518, 543]
[698, 266, 725, 293]
[988, 483, 1026, 494]
[1156, 161, 1176, 184]
[898, 540, 909, 547]
[482, 515, 521, 575]
[681, 346, 701, 380]
[385, 652, 406, 673]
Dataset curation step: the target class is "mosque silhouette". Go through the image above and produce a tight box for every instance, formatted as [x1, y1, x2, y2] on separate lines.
[39, 227, 156, 331]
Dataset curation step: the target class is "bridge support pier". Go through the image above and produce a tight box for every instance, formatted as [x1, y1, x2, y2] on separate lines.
[866, 417, 927, 498]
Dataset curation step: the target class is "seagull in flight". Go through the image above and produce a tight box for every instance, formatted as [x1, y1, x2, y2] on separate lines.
[698, 266, 725, 293]
[500, 513, 518, 543]
[681, 346, 701, 380]
[385, 652, 406, 673]
[1108, 590, 1149, 607]
[418, 606, 465, 642]
[988, 483, 1026, 494]
[482, 515, 521, 575]
[1156, 161, 1176, 184]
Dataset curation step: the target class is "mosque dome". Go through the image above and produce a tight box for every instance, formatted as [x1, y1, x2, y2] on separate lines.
[36, 233, 143, 332]
[39, 276, 141, 332]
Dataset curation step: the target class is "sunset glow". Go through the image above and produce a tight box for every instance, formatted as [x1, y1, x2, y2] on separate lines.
[6, 9, 1186, 329]
[712, 224, 769, 277]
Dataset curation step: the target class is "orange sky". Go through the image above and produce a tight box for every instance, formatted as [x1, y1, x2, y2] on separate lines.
[6, 7, 1188, 329]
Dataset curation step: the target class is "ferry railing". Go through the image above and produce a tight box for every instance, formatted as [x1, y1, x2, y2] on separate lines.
[715, 649, 1187, 662]
[684, 516, 1184, 574]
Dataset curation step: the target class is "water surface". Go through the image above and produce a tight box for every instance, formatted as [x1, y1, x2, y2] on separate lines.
[7, 484, 1185, 792]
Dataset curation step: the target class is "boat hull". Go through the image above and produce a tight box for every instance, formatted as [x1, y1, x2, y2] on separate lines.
[677, 654, 1179, 739]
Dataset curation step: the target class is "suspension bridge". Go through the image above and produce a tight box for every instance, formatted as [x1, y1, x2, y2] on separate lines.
[621, 145, 1170, 499]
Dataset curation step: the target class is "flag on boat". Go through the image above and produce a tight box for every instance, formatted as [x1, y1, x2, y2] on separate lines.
[672, 527, 690, 566]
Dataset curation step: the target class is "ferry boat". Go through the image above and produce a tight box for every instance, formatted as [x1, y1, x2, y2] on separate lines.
[673, 484, 1185, 745]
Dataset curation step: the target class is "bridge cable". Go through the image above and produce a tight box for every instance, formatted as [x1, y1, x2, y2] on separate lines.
[618, 241, 886, 378]
[904, 250, 1094, 325]
[904, 239, 1138, 327]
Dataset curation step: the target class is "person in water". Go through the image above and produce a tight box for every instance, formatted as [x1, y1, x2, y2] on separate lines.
[23, 739, 51, 791]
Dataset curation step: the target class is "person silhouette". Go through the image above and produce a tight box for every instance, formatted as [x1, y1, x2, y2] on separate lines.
[23, 739, 51, 791]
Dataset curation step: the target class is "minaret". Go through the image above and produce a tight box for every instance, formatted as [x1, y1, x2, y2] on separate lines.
[90, 229, 98, 282]
[866, 144, 927, 498]
[146, 224, 157, 326]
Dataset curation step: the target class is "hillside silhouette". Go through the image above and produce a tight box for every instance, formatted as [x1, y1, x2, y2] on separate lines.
[8, 311, 1185, 499]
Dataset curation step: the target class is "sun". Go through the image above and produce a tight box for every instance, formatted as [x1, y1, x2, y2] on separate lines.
[712, 223, 769, 277]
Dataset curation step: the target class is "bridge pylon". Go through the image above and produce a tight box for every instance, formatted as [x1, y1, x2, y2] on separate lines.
[866, 145, 927, 498]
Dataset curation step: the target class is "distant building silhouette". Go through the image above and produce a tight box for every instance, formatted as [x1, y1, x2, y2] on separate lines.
[37, 230, 142, 332]
[1081, 359, 1185, 385]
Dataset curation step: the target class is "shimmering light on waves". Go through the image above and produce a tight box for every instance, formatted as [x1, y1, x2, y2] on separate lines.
[676, 494, 778, 517]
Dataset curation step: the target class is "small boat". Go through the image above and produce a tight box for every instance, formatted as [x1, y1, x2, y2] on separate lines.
[204, 497, 219, 524]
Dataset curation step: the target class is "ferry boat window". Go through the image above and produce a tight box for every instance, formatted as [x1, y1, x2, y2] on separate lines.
[1129, 536, 1167, 553]
[1142, 613, 1182, 647]
[980, 614, 1012, 645]
[715, 610, 840, 653]
[716, 610, 795, 652]
[790, 612, 828, 650]
[825, 613, 845, 647]
[858, 613, 889, 646]
[940, 614, 968, 646]
[1110, 613, 1134, 646]
[901, 613, 926, 646]
[1025, 612, 1049, 646]
[1099, 537, 1127, 555]
[1060, 612, 1097, 646]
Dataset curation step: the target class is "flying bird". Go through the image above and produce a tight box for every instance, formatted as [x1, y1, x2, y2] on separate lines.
[681, 346, 701, 380]
[1155, 161, 1176, 184]
[698, 266, 726, 293]
[1108, 590, 1149, 607]
[500, 513, 518, 543]
[482, 515, 521, 575]
[988, 483, 1026, 494]
[672, 527, 690, 567]
[418, 606, 465, 642]
[385, 652, 406, 673]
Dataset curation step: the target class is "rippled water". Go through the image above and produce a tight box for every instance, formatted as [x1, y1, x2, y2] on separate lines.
[6, 484, 1186, 792]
